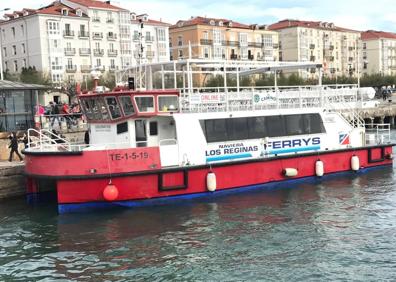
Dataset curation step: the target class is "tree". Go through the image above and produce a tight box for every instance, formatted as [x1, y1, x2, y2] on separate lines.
[20, 67, 51, 85]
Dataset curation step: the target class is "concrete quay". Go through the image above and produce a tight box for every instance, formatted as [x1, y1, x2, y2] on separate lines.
[0, 162, 25, 200]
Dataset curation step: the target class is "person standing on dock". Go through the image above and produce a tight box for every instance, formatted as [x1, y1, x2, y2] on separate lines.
[8, 132, 23, 162]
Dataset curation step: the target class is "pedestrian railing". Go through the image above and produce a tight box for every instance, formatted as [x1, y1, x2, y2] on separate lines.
[34, 113, 87, 132]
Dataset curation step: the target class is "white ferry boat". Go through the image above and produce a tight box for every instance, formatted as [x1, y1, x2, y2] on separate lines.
[24, 60, 394, 213]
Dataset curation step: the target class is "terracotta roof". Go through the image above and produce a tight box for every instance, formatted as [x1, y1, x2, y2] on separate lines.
[171, 16, 257, 30]
[2, 3, 88, 22]
[67, 0, 126, 11]
[36, 3, 88, 17]
[361, 30, 396, 40]
[268, 19, 360, 33]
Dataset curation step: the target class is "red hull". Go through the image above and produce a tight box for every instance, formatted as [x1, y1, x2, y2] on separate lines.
[25, 145, 393, 208]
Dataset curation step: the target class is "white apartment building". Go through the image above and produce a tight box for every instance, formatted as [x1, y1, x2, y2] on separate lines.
[0, 0, 170, 85]
[269, 19, 361, 78]
[361, 30, 396, 76]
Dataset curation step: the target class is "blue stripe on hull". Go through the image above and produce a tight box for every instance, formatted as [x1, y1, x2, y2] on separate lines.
[206, 153, 252, 162]
[268, 145, 321, 155]
[57, 164, 392, 214]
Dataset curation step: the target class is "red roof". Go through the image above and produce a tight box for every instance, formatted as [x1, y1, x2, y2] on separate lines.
[268, 19, 359, 33]
[171, 16, 256, 30]
[67, 0, 125, 11]
[361, 30, 396, 40]
[36, 3, 88, 17]
[1, 3, 88, 21]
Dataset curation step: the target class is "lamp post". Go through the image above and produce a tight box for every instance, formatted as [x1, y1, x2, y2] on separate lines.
[0, 8, 10, 80]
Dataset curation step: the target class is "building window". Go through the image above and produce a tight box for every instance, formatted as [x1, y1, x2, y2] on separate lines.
[96, 58, 101, 67]
[109, 42, 114, 51]
[178, 49, 183, 58]
[213, 30, 221, 44]
[21, 25, 24, 36]
[3, 47, 6, 57]
[12, 45, 16, 55]
[47, 21, 60, 35]
[157, 28, 166, 41]
[11, 27, 15, 38]
[203, 31, 208, 40]
[23, 59, 26, 68]
[2, 29, 5, 40]
[14, 60, 18, 72]
[178, 36, 182, 46]
[110, 59, 115, 69]
[158, 42, 167, 57]
[21, 43, 25, 54]
[204, 47, 209, 58]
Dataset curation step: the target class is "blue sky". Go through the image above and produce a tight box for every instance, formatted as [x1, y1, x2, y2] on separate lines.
[3, 0, 396, 32]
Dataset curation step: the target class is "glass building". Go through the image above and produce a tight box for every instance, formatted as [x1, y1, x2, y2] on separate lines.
[0, 80, 48, 132]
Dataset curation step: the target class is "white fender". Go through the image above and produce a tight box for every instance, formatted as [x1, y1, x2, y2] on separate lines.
[351, 155, 360, 171]
[206, 172, 216, 192]
[283, 168, 298, 177]
[315, 160, 324, 177]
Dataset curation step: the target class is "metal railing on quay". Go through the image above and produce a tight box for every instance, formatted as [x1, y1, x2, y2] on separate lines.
[34, 113, 87, 132]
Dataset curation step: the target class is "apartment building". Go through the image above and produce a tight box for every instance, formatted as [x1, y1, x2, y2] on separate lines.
[269, 20, 361, 78]
[0, 0, 170, 85]
[129, 13, 170, 67]
[361, 30, 396, 76]
[169, 16, 279, 62]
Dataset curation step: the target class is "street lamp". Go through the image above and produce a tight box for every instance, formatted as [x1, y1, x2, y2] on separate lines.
[0, 8, 10, 80]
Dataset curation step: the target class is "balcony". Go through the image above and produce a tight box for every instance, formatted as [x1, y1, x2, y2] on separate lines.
[109, 65, 118, 72]
[51, 65, 62, 71]
[146, 51, 155, 58]
[81, 65, 91, 72]
[107, 49, 118, 57]
[107, 33, 117, 40]
[330, 56, 335, 62]
[78, 31, 89, 38]
[200, 39, 213, 45]
[145, 36, 154, 42]
[348, 46, 354, 51]
[133, 35, 140, 41]
[106, 18, 114, 23]
[310, 56, 316, 61]
[248, 42, 262, 48]
[329, 45, 334, 50]
[348, 57, 354, 62]
[64, 48, 76, 56]
[273, 43, 279, 49]
[92, 32, 103, 40]
[248, 55, 254, 60]
[92, 17, 101, 23]
[63, 30, 74, 38]
[79, 48, 91, 56]
[93, 49, 104, 56]
[227, 41, 240, 47]
[309, 44, 315, 49]
[230, 54, 238, 60]
[65, 65, 77, 73]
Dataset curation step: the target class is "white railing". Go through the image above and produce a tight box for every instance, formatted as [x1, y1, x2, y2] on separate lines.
[365, 124, 391, 145]
[27, 128, 76, 152]
[179, 85, 361, 114]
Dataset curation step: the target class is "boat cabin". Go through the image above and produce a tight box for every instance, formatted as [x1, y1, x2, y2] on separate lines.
[78, 90, 179, 149]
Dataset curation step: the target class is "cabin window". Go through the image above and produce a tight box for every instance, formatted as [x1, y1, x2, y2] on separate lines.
[105, 97, 122, 119]
[119, 96, 135, 116]
[200, 114, 326, 143]
[149, 121, 158, 136]
[266, 116, 286, 137]
[247, 117, 267, 138]
[117, 122, 128, 134]
[135, 96, 154, 112]
[158, 95, 178, 112]
[226, 118, 248, 141]
[81, 99, 94, 120]
[285, 115, 304, 135]
[204, 119, 227, 143]
[303, 114, 326, 134]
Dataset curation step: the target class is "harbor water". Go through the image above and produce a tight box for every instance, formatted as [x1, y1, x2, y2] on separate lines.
[1, 140, 396, 281]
